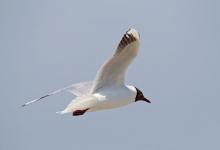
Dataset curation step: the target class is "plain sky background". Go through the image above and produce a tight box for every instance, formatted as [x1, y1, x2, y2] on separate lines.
[1, 0, 220, 150]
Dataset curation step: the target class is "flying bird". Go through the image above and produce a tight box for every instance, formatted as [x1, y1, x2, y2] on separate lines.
[22, 28, 151, 116]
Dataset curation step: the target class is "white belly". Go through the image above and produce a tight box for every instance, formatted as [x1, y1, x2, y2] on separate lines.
[89, 99, 131, 112]
[88, 86, 136, 112]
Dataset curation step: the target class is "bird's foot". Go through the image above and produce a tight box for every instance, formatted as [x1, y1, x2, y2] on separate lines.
[72, 109, 89, 116]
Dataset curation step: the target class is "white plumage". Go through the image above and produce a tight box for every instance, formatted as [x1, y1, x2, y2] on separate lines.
[22, 28, 151, 116]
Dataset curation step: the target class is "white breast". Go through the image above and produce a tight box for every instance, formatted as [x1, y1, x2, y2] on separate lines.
[88, 85, 136, 112]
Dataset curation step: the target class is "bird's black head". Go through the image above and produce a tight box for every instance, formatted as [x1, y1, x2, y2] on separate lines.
[135, 87, 151, 103]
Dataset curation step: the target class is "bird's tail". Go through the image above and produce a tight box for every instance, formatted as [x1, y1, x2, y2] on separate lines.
[56, 110, 69, 115]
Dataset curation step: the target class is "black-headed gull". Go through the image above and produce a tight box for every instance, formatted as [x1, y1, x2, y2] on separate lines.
[22, 28, 151, 116]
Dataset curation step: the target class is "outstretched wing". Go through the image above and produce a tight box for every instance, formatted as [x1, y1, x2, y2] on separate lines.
[22, 81, 93, 107]
[91, 28, 140, 93]
[67, 81, 93, 96]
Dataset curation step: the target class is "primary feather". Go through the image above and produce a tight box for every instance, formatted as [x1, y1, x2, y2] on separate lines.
[22, 81, 93, 107]
[91, 28, 140, 93]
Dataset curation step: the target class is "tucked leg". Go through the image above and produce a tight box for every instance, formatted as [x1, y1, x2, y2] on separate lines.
[72, 109, 89, 116]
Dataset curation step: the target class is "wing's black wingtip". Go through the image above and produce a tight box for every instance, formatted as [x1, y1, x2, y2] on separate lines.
[117, 32, 137, 50]
[21, 104, 26, 107]
[40, 94, 50, 99]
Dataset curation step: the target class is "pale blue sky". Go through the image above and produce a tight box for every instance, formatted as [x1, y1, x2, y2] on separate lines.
[1, 0, 220, 150]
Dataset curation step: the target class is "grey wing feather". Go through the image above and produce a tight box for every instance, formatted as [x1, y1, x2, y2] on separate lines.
[91, 28, 140, 93]
[66, 81, 93, 96]
[22, 81, 93, 107]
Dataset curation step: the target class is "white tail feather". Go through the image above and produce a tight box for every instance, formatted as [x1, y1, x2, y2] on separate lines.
[56, 110, 69, 115]
[56, 111, 67, 115]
